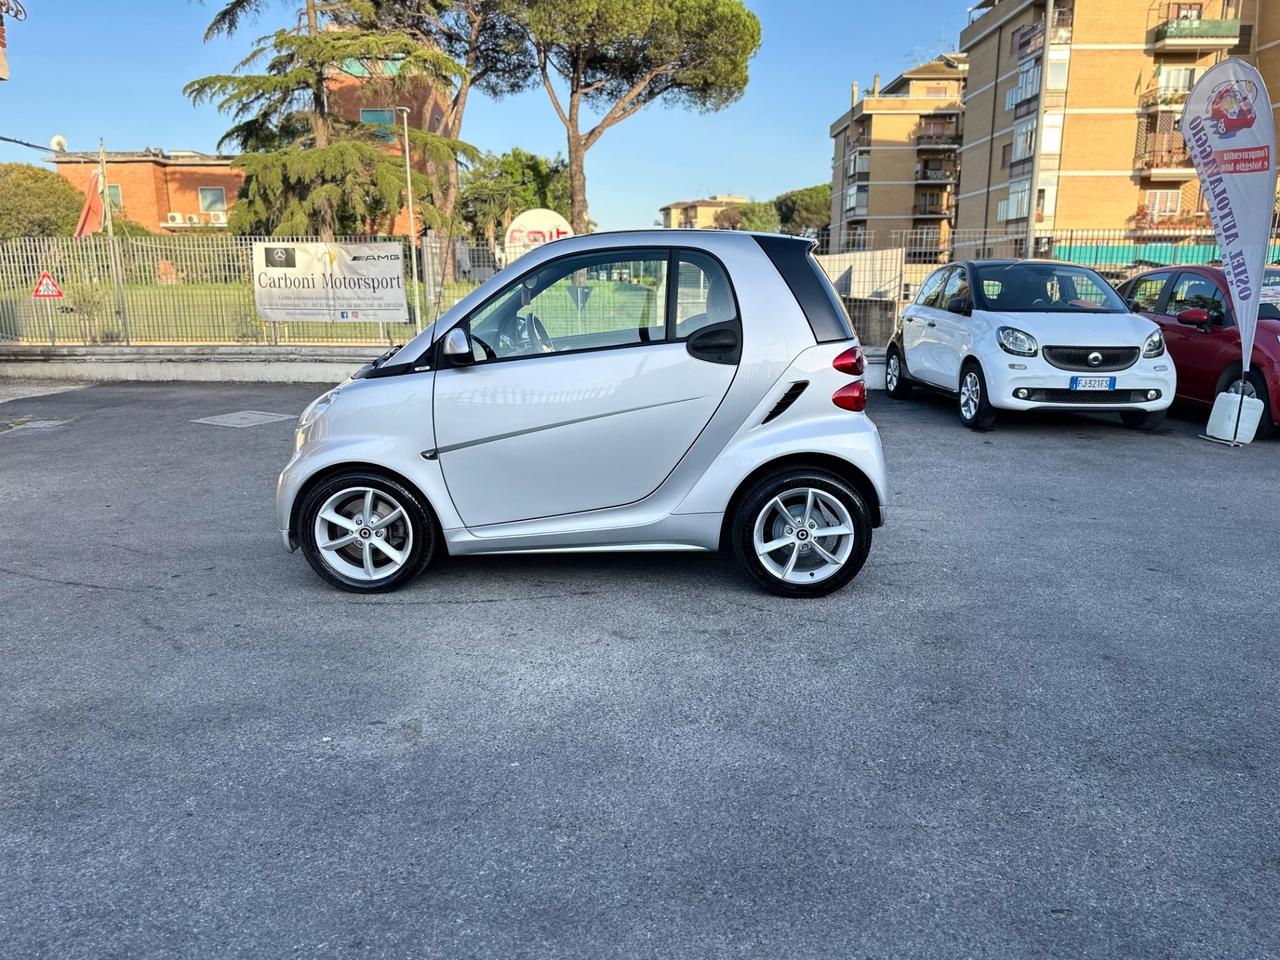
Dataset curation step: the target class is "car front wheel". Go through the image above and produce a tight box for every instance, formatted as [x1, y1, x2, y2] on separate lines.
[1121, 409, 1166, 431]
[298, 470, 438, 592]
[958, 360, 997, 430]
[732, 469, 873, 598]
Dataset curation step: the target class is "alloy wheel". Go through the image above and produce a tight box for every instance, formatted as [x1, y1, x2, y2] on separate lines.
[960, 371, 981, 420]
[886, 354, 900, 391]
[752, 487, 856, 585]
[312, 486, 413, 582]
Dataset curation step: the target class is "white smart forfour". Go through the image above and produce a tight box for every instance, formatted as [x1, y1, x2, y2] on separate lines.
[276, 231, 887, 597]
[885, 259, 1176, 430]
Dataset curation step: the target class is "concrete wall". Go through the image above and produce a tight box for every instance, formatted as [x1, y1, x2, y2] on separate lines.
[0, 345, 385, 384]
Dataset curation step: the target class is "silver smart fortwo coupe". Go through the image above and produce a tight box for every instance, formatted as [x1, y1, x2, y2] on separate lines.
[277, 230, 887, 597]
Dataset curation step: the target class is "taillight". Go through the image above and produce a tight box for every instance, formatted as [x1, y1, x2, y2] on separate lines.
[832, 381, 866, 412]
[833, 346, 865, 376]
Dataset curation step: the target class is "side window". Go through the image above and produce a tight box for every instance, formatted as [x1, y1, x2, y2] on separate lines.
[466, 250, 668, 361]
[675, 251, 738, 338]
[1128, 273, 1171, 312]
[915, 269, 949, 308]
[1167, 273, 1227, 323]
[941, 267, 970, 311]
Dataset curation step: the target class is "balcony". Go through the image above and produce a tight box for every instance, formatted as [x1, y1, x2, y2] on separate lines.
[916, 168, 956, 182]
[916, 132, 961, 149]
[1050, 7, 1074, 44]
[912, 202, 953, 218]
[849, 134, 872, 150]
[1139, 87, 1192, 110]
[1139, 146, 1196, 179]
[1153, 18, 1240, 51]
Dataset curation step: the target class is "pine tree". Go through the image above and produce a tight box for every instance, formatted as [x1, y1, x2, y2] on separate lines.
[185, 0, 474, 239]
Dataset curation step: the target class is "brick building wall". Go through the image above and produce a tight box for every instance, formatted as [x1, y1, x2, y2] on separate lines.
[54, 152, 245, 234]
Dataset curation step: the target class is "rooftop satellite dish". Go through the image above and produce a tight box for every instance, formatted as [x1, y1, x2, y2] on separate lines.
[50, 135, 69, 153]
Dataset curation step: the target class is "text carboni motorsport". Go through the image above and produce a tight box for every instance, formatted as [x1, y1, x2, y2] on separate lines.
[256, 272, 404, 291]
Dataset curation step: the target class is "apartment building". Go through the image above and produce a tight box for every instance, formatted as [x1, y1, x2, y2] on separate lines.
[956, 0, 1258, 247]
[828, 55, 968, 256]
[659, 195, 750, 229]
[52, 149, 245, 233]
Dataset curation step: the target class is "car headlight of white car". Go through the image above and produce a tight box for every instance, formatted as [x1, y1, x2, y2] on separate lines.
[299, 388, 340, 428]
[997, 326, 1039, 357]
[1142, 329, 1166, 358]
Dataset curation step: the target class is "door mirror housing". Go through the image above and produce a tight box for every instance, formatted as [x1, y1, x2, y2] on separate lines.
[1176, 307, 1211, 326]
[1126, 298, 1143, 313]
[946, 296, 972, 316]
[442, 327, 475, 365]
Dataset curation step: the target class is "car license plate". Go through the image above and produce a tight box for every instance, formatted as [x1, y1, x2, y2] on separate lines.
[1070, 376, 1115, 391]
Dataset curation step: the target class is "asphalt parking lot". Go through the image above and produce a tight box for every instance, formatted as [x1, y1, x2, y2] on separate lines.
[2, 380, 1278, 959]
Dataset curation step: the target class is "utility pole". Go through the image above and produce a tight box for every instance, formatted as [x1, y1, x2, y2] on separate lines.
[397, 106, 424, 334]
[98, 138, 114, 239]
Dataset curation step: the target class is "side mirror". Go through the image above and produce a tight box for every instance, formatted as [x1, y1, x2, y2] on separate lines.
[1126, 298, 1143, 313]
[442, 327, 474, 365]
[946, 296, 972, 316]
[1176, 308, 1211, 326]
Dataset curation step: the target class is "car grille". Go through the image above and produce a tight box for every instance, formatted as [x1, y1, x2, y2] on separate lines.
[1043, 346, 1140, 372]
[1023, 388, 1157, 405]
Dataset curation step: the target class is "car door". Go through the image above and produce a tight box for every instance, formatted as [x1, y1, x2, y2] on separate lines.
[433, 247, 739, 528]
[903, 267, 952, 385]
[1157, 272, 1234, 403]
[932, 265, 972, 390]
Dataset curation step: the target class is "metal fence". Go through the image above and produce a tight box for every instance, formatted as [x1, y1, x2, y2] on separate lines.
[0, 234, 425, 346]
[4, 226, 1280, 350]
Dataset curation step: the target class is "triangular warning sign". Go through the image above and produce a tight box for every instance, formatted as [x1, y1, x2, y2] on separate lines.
[32, 272, 65, 299]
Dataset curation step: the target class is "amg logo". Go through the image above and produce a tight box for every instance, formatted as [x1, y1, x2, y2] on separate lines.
[352, 254, 402, 262]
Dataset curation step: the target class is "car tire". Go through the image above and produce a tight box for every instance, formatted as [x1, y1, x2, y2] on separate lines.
[1121, 409, 1166, 431]
[298, 470, 438, 592]
[1221, 369, 1274, 439]
[731, 469, 873, 598]
[958, 360, 997, 430]
[885, 345, 913, 399]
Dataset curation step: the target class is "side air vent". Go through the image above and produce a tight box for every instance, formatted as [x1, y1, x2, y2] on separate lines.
[762, 381, 809, 424]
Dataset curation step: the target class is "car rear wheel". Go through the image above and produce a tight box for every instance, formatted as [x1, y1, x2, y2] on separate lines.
[299, 470, 438, 592]
[958, 360, 997, 430]
[885, 345, 912, 399]
[1224, 370, 1274, 439]
[1121, 409, 1166, 430]
[732, 470, 873, 598]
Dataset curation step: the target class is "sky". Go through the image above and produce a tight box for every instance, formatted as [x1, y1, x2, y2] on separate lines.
[0, 0, 972, 231]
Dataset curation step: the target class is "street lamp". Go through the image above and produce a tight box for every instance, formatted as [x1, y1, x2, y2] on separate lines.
[396, 106, 424, 334]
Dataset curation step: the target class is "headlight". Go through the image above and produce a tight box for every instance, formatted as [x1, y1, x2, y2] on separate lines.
[997, 326, 1039, 357]
[1142, 329, 1165, 358]
[298, 388, 339, 428]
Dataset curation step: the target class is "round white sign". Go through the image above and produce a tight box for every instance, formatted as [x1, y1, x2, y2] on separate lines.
[504, 209, 573, 251]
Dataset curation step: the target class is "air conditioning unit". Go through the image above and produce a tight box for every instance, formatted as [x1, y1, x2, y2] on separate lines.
[167, 212, 184, 225]
[209, 211, 227, 225]
[186, 214, 201, 225]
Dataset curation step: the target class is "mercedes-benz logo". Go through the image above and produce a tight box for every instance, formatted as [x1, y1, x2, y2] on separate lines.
[271, 249, 288, 263]
[1087, 351, 1104, 367]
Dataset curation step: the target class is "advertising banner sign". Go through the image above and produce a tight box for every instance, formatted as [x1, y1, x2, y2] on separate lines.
[252, 242, 409, 324]
[1181, 60, 1277, 374]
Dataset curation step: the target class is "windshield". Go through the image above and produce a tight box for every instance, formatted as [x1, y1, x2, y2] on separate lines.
[973, 262, 1128, 314]
[1260, 271, 1280, 320]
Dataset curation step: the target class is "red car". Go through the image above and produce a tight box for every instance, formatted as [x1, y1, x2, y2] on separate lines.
[1118, 266, 1279, 436]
